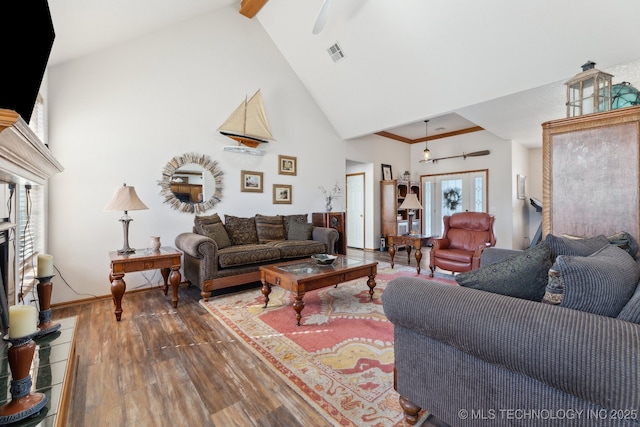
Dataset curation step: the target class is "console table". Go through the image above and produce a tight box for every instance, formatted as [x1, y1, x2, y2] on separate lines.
[109, 247, 182, 321]
[0, 316, 77, 426]
[388, 234, 433, 274]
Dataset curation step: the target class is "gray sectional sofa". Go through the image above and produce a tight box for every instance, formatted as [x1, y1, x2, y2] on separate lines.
[382, 233, 640, 426]
[175, 213, 338, 300]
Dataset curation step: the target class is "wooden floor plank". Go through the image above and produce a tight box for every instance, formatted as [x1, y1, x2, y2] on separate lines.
[53, 248, 444, 426]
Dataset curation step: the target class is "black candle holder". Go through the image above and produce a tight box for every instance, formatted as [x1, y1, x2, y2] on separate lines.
[36, 276, 61, 336]
[0, 332, 48, 423]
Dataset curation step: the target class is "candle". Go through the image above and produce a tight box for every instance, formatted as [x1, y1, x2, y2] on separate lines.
[9, 305, 38, 338]
[37, 253, 54, 277]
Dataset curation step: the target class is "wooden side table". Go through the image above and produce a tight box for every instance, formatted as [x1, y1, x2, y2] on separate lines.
[109, 246, 182, 321]
[388, 234, 433, 274]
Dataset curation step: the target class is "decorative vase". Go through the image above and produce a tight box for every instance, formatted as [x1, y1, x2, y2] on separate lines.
[149, 236, 161, 251]
[325, 198, 332, 212]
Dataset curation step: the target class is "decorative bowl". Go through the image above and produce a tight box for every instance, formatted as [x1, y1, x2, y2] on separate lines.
[311, 254, 338, 265]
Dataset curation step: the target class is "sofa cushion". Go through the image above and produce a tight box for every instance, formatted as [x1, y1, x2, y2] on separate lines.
[201, 222, 232, 249]
[217, 244, 281, 268]
[194, 213, 222, 235]
[455, 242, 552, 301]
[224, 215, 258, 245]
[255, 214, 286, 243]
[270, 240, 327, 259]
[282, 214, 308, 237]
[288, 221, 314, 240]
[542, 245, 640, 317]
[561, 231, 639, 259]
[617, 283, 640, 324]
[544, 233, 610, 260]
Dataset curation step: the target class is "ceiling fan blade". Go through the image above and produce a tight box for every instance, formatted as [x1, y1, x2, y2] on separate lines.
[463, 150, 491, 157]
[312, 0, 332, 34]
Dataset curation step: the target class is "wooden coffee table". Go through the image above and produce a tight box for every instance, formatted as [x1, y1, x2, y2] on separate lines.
[260, 256, 378, 326]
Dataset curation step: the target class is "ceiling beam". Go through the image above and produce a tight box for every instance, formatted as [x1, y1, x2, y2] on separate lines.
[239, 0, 268, 18]
[376, 125, 484, 144]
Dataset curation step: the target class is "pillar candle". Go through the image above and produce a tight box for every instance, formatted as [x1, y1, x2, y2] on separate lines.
[9, 305, 38, 338]
[37, 253, 54, 277]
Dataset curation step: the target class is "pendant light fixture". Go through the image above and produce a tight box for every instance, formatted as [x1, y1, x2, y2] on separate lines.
[423, 120, 430, 161]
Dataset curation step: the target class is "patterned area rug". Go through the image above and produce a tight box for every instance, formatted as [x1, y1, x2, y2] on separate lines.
[200, 262, 456, 426]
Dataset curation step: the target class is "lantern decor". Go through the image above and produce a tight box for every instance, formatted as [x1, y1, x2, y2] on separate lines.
[565, 61, 613, 117]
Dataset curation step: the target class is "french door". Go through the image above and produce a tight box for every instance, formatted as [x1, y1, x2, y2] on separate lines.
[421, 170, 488, 237]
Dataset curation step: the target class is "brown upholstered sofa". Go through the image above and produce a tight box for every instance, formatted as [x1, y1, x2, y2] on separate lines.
[175, 213, 338, 300]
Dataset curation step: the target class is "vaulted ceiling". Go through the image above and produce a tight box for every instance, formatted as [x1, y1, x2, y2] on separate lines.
[48, 0, 640, 147]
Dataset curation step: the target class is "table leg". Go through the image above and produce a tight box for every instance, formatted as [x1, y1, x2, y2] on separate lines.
[367, 274, 376, 299]
[406, 244, 412, 265]
[110, 272, 126, 321]
[414, 241, 422, 274]
[261, 279, 272, 308]
[292, 294, 305, 326]
[161, 268, 170, 295]
[169, 266, 181, 308]
[389, 244, 396, 268]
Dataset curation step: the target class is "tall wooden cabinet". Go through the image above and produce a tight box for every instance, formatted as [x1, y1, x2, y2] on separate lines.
[381, 180, 422, 239]
[542, 106, 640, 245]
[312, 212, 347, 254]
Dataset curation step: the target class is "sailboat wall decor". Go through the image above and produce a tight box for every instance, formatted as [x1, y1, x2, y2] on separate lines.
[219, 89, 274, 156]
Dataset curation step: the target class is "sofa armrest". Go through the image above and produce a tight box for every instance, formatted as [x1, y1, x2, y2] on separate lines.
[471, 242, 492, 269]
[312, 226, 339, 255]
[431, 238, 450, 251]
[382, 276, 640, 411]
[175, 232, 218, 258]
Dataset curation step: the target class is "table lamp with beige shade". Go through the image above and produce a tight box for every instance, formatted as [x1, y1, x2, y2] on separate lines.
[399, 193, 423, 235]
[104, 183, 148, 254]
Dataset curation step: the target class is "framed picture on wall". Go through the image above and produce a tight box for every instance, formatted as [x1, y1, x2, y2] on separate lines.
[273, 184, 292, 204]
[241, 170, 263, 193]
[278, 155, 297, 176]
[381, 164, 393, 181]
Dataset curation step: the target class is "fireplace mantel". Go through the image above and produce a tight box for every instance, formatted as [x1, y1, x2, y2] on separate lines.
[0, 108, 63, 184]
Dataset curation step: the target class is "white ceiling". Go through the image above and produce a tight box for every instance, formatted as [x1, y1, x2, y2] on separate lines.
[47, 0, 640, 148]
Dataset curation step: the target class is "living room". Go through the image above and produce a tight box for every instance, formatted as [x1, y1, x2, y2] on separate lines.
[2, 0, 640, 425]
[38, 1, 640, 306]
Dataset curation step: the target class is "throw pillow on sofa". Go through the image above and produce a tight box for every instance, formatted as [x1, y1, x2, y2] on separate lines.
[194, 213, 222, 235]
[282, 214, 308, 236]
[201, 222, 232, 249]
[224, 215, 258, 245]
[544, 233, 610, 260]
[288, 221, 314, 240]
[560, 231, 639, 259]
[542, 245, 640, 317]
[455, 241, 552, 301]
[255, 214, 286, 243]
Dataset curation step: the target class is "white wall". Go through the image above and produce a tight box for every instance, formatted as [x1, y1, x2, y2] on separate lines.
[345, 135, 412, 249]
[409, 130, 515, 249]
[511, 141, 529, 249]
[46, 7, 349, 303]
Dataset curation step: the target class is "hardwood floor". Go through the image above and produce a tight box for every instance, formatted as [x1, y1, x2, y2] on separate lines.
[52, 247, 444, 426]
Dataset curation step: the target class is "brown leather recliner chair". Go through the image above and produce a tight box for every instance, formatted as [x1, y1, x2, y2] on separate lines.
[429, 212, 496, 277]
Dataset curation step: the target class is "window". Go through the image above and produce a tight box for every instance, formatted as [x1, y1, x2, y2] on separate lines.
[16, 95, 46, 302]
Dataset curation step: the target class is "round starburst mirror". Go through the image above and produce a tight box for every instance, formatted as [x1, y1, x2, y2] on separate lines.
[158, 153, 224, 213]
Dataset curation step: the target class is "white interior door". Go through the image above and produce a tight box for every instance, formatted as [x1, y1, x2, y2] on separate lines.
[346, 173, 365, 249]
[422, 170, 487, 237]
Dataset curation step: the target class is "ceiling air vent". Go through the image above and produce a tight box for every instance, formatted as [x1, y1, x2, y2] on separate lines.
[327, 42, 345, 63]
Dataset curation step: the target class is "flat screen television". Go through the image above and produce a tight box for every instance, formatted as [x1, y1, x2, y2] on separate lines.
[0, 1, 55, 123]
